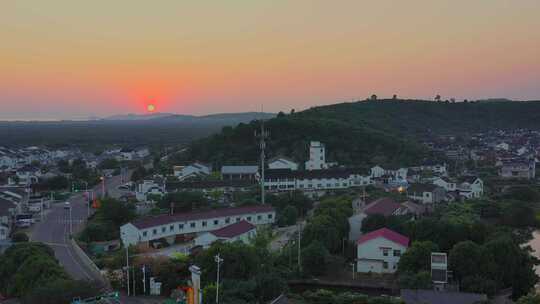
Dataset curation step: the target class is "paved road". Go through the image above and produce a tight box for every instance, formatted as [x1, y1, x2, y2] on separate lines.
[30, 174, 126, 281]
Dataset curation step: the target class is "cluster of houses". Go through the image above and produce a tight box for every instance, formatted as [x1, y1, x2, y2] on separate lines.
[427, 129, 539, 180]
[136, 141, 486, 207]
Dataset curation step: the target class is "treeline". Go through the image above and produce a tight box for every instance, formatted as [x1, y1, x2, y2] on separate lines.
[294, 99, 540, 136]
[175, 112, 427, 169]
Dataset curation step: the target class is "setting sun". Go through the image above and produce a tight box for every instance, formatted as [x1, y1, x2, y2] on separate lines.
[147, 104, 156, 113]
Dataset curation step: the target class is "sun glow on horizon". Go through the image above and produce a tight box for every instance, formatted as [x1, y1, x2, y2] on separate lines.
[147, 104, 156, 113]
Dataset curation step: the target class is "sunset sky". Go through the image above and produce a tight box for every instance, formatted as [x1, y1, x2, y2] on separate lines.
[1, 1, 539, 120]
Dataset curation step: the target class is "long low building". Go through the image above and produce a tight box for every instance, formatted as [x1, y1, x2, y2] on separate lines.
[264, 168, 372, 192]
[121, 205, 275, 246]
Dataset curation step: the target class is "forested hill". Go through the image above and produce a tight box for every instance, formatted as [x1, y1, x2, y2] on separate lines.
[176, 100, 540, 169]
[296, 99, 540, 136]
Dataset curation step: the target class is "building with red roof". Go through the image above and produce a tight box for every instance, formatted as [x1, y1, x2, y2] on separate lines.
[356, 228, 409, 274]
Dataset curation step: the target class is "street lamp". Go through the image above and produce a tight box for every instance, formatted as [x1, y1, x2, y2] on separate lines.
[350, 262, 356, 280]
[215, 254, 224, 304]
[100, 176, 106, 198]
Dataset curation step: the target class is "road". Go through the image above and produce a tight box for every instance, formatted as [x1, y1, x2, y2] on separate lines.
[30, 174, 126, 282]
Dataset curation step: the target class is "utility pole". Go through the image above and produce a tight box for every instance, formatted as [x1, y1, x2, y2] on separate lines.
[126, 246, 130, 296]
[69, 206, 73, 235]
[132, 266, 136, 296]
[142, 264, 146, 295]
[350, 262, 356, 280]
[215, 254, 224, 304]
[297, 223, 302, 272]
[255, 109, 269, 205]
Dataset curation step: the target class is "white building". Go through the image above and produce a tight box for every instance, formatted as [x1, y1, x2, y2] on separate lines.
[194, 220, 256, 248]
[221, 166, 259, 181]
[120, 205, 275, 246]
[268, 157, 299, 171]
[356, 228, 409, 274]
[174, 163, 211, 181]
[136, 179, 165, 201]
[457, 176, 484, 199]
[495, 142, 510, 151]
[432, 177, 457, 192]
[407, 183, 446, 204]
[370, 166, 408, 180]
[264, 168, 372, 193]
[305, 141, 328, 171]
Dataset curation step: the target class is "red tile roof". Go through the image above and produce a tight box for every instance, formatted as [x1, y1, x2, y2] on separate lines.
[357, 228, 409, 247]
[363, 197, 401, 216]
[131, 205, 274, 229]
[211, 220, 255, 238]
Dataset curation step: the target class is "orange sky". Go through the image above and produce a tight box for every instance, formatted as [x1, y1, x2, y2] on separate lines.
[1, 0, 539, 120]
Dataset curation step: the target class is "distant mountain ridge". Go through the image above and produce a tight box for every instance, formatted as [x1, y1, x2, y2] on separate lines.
[104, 112, 275, 123]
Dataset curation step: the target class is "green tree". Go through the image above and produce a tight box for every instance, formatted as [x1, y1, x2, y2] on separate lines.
[449, 241, 486, 281]
[302, 241, 329, 276]
[397, 241, 438, 273]
[517, 294, 540, 304]
[278, 206, 298, 226]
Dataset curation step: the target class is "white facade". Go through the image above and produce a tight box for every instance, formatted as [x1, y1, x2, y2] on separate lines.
[357, 236, 407, 274]
[120, 207, 275, 246]
[432, 177, 456, 191]
[457, 178, 484, 199]
[268, 158, 299, 171]
[136, 180, 165, 201]
[305, 141, 328, 171]
[264, 170, 372, 193]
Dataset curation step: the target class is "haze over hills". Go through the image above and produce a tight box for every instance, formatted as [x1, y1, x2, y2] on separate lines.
[103, 112, 275, 123]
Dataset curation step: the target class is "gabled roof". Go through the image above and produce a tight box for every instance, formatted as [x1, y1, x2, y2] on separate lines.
[357, 228, 409, 247]
[210, 220, 255, 238]
[363, 197, 401, 216]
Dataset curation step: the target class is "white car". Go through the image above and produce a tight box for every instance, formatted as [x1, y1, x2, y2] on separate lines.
[64, 201, 71, 209]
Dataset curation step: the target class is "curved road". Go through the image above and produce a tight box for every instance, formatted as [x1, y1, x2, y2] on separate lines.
[31, 174, 126, 282]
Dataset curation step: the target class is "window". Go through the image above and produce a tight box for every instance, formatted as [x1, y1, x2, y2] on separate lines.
[382, 248, 389, 256]
[170, 225, 174, 231]
[214, 220, 219, 225]
[236, 217, 241, 222]
[393, 250, 401, 257]
[161, 227, 166, 233]
[190, 222, 196, 228]
[268, 214, 273, 219]
[143, 231, 147, 237]
[247, 216, 252, 221]
[153, 229, 157, 235]
[225, 217, 230, 224]
[257, 215, 262, 220]
[179, 224, 184, 230]
[202, 221, 207, 227]
[383, 262, 388, 269]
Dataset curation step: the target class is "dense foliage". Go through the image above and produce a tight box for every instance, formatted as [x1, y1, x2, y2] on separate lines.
[0, 243, 75, 299]
[79, 198, 136, 242]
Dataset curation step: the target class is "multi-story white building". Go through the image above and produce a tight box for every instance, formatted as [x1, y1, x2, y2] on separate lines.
[356, 228, 409, 273]
[120, 205, 275, 246]
[499, 159, 536, 180]
[305, 141, 328, 171]
[264, 168, 372, 193]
